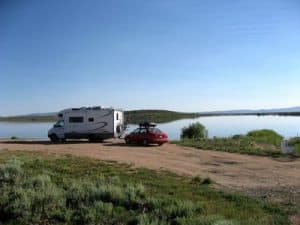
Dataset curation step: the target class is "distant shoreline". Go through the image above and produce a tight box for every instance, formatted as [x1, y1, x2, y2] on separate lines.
[0, 110, 299, 124]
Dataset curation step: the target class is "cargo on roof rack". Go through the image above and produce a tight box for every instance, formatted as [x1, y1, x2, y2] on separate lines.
[139, 122, 156, 128]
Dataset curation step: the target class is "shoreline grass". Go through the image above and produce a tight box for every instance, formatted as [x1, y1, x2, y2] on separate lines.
[175, 129, 286, 157]
[0, 151, 290, 225]
[173, 138, 284, 157]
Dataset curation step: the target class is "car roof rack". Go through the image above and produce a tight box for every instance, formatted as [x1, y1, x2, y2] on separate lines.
[139, 122, 156, 128]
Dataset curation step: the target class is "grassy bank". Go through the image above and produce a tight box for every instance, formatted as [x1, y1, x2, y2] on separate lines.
[0, 110, 200, 124]
[0, 151, 289, 225]
[175, 129, 284, 157]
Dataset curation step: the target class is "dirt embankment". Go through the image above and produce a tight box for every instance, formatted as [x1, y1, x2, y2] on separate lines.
[0, 139, 299, 208]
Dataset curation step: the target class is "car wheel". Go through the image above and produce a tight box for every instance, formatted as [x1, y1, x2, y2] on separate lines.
[143, 139, 149, 146]
[50, 134, 58, 142]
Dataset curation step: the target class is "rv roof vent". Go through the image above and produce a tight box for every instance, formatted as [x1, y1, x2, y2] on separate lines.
[92, 106, 101, 110]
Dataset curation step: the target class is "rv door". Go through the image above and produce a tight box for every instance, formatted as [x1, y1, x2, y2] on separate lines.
[68, 116, 84, 136]
[53, 120, 65, 139]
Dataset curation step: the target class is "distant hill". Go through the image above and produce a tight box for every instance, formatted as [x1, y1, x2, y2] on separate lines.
[1, 106, 300, 123]
[0, 110, 200, 124]
[26, 112, 57, 117]
[200, 106, 300, 115]
[124, 110, 199, 124]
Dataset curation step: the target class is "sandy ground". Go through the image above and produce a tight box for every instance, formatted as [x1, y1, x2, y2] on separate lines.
[0, 139, 299, 209]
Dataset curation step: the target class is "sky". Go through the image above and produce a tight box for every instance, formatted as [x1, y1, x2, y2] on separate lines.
[1, 0, 300, 115]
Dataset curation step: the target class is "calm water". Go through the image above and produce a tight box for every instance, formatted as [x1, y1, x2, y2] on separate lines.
[1, 116, 300, 140]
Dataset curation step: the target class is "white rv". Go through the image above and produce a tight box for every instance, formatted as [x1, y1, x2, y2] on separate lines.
[48, 106, 124, 142]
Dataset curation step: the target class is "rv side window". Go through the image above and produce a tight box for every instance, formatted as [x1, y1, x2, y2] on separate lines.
[116, 113, 119, 120]
[69, 117, 84, 123]
[88, 118, 94, 122]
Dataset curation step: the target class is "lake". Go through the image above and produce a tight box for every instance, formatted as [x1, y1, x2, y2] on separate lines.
[0, 116, 300, 140]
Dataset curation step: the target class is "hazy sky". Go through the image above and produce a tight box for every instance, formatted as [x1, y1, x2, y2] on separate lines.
[1, 0, 300, 115]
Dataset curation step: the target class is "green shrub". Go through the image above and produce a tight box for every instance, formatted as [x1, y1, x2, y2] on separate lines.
[123, 183, 145, 209]
[0, 167, 65, 224]
[165, 199, 199, 219]
[246, 129, 283, 147]
[287, 137, 300, 156]
[287, 137, 300, 146]
[201, 177, 213, 185]
[66, 182, 89, 209]
[146, 198, 202, 222]
[0, 159, 23, 186]
[70, 206, 94, 225]
[191, 176, 213, 185]
[181, 122, 208, 139]
[0, 155, 289, 225]
[232, 134, 244, 140]
[175, 215, 234, 225]
[29, 176, 64, 223]
[136, 214, 167, 225]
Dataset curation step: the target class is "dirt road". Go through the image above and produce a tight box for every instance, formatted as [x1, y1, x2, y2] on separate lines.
[0, 139, 299, 207]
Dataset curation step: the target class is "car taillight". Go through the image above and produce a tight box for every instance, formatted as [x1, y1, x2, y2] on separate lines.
[151, 133, 160, 138]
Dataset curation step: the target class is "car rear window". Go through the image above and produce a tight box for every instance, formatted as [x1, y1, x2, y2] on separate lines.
[149, 128, 162, 134]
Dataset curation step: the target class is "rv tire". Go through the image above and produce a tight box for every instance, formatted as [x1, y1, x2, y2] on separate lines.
[50, 134, 58, 142]
[88, 135, 103, 143]
[88, 135, 96, 142]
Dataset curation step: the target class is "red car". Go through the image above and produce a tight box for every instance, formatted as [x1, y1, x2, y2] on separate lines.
[125, 123, 168, 146]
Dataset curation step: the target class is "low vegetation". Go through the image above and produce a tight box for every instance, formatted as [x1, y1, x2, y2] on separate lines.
[181, 122, 208, 139]
[176, 124, 285, 157]
[288, 137, 300, 156]
[0, 151, 289, 225]
[246, 129, 283, 147]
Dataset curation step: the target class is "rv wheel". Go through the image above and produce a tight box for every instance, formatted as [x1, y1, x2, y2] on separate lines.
[50, 134, 58, 142]
[88, 135, 95, 142]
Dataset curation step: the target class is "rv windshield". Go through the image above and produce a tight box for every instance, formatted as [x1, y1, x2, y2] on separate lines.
[54, 120, 64, 127]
